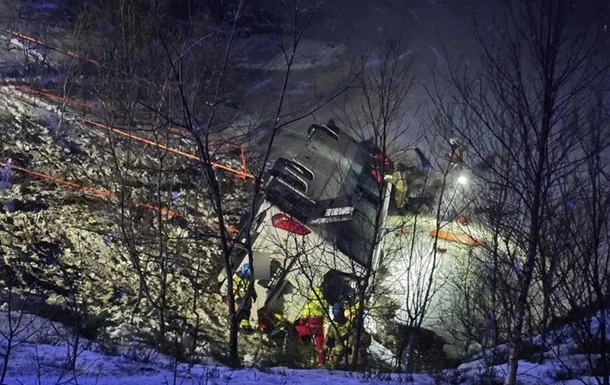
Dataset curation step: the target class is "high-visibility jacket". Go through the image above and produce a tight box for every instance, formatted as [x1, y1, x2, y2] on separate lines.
[296, 287, 328, 364]
[233, 274, 248, 301]
[326, 319, 371, 369]
[389, 170, 407, 191]
[326, 320, 352, 347]
[344, 299, 361, 321]
[299, 287, 328, 318]
[387, 171, 408, 208]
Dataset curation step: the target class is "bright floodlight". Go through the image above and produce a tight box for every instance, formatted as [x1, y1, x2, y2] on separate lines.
[457, 175, 468, 185]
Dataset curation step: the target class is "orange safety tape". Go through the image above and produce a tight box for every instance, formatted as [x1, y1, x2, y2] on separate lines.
[2, 84, 254, 180]
[6, 29, 99, 65]
[8, 163, 240, 233]
[8, 163, 181, 217]
[136, 203, 183, 218]
[85, 119, 201, 160]
[83, 119, 255, 179]
[134, 125, 249, 178]
[7, 163, 242, 233]
[3, 33, 244, 163]
[135, 124, 249, 179]
[10, 164, 83, 190]
[14, 85, 90, 110]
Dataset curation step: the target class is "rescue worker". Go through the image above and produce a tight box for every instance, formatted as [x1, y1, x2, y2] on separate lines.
[295, 286, 328, 365]
[325, 308, 372, 370]
[348, 321, 372, 370]
[321, 271, 356, 326]
[257, 306, 294, 338]
[325, 317, 352, 368]
[384, 163, 408, 214]
[449, 137, 464, 165]
[234, 263, 256, 332]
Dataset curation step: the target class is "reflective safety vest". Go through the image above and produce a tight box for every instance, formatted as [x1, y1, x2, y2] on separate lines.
[299, 287, 328, 318]
[391, 171, 407, 192]
[327, 320, 352, 342]
[233, 274, 248, 301]
[344, 299, 361, 321]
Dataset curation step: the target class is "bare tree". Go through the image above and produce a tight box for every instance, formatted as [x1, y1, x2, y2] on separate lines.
[0, 237, 39, 384]
[32, 0, 242, 361]
[127, 0, 342, 367]
[330, 38, 468, 372]
[432, 1, 610, 383]
[331, 38, 415, 370]
[544, 92, 610, 385]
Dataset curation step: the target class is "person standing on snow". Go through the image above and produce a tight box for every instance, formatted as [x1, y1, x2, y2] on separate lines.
[233, 263, 256, 332]
[384, 163, 408, 214]
[325, 304, 371, 369]
[295, 287, 328, 365]
[325, 316, 352, 368]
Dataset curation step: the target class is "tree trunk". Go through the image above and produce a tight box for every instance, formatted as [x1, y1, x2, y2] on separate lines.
[0, 333, 12, 384]
[403, 335, 417, 373]
[598, 303, 609, 385]
[504, 304, 525, 385]
[505, 227, 541, 385]
[229, 315, 239, 367]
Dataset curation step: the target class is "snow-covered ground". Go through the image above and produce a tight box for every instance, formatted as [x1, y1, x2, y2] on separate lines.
[1, 310, 608, 384]
[0, 311, 415, 384]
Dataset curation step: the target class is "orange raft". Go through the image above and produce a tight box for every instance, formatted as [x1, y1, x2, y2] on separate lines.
[429, 229, 484, 247]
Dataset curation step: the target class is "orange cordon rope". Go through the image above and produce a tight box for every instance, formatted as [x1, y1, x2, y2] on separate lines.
[1, 84, 254, 180]
[6, 29, 99, 65]
[82, 119, 254, 179]
[8, 163, 181, 217]
[6, 30, 249, 151]
[6, 163, 240, 233]
[136, 203, 184, 218]
[2, 28, 251, 179]
[2, 31, 248, 232]
[13, 85, 90, 110]
[83, 119, 202, 161]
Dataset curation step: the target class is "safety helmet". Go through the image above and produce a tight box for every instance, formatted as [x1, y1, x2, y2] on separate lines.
[449, 137, 458, 146]
[240, 263, 252, 277]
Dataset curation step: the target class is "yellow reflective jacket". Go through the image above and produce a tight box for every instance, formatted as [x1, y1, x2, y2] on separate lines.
[299, 287, 328, 318]
[388, 171, 407, 193]
[233, 274, 248, 301]
[344, 300, 361, 321]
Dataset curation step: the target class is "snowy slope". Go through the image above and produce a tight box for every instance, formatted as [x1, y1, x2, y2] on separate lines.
[0, 311, 422, 385]
[2, 310, 608, 385]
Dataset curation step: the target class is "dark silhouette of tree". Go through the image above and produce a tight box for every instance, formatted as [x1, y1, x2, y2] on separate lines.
[432, 1, 610, 383]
